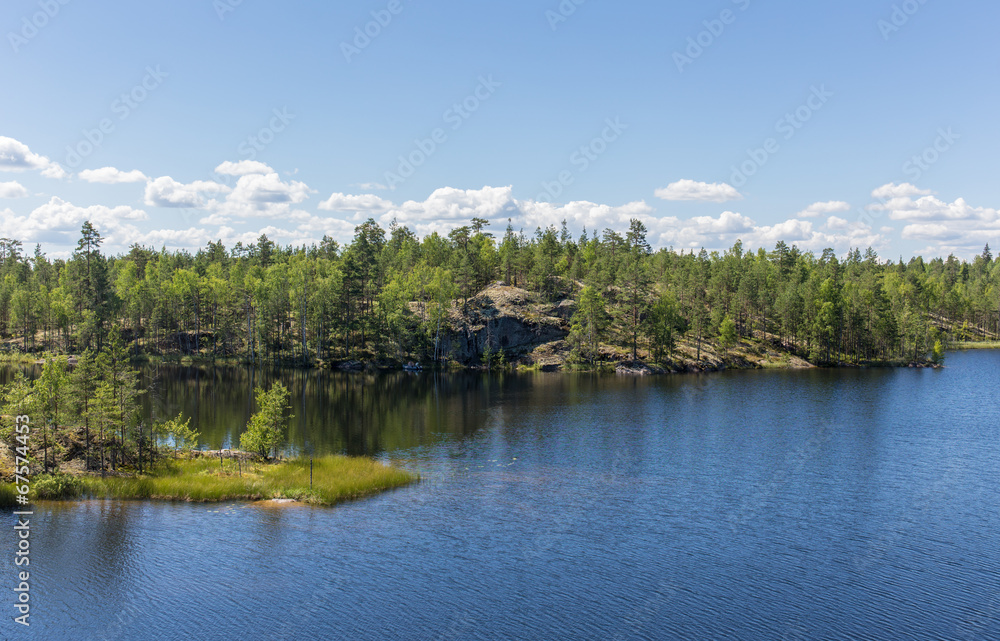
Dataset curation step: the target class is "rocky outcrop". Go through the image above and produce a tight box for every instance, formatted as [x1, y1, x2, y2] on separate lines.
[615, 360, 666, 376]
[436, 285, 570, 363]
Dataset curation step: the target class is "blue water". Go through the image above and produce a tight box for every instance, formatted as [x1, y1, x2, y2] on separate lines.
[6, 351, 1000, 640]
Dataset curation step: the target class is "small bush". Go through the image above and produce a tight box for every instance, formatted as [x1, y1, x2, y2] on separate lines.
[32, 474, 85, 500]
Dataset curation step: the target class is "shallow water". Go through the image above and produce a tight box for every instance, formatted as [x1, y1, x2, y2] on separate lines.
[5, 351, 1000, 640]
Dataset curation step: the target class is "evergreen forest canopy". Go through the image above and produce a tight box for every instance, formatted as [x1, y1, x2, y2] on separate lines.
[1, 218, 998, 367]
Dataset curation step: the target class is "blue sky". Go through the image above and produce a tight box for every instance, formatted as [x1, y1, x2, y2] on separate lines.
[1, 0, 998, 259]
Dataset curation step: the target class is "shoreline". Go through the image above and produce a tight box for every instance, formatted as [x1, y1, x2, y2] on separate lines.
[2, 339, 960, 381]
[2, 454, 418, 508]
[120, 340, 950, 375]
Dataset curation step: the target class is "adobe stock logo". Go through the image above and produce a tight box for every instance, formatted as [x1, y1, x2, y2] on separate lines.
[341, 0, 405, 63]
[902, 128, 958, 182]
[383, 75, 501, 189]
[673, 0, 752, 73]
[536, 118, 627, 203]
[7, 0, 72, 54]
[545, 0, 588, 31]
[64, 66, 169, 168]
[238, 108, 295, 160]
[729, 85, 833, 188]
[878, 0, 931, 41]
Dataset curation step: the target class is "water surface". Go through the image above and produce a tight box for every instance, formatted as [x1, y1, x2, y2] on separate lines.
[6, 351, 1000, 640]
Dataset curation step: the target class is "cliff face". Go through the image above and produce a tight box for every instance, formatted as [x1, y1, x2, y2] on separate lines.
[436, 284, 572, 363]
[419, 283, 822, 373]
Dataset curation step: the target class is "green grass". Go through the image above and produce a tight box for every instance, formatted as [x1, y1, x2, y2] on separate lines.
[950, 340, 1000, 349]
[26, 456, 417, 506]
[0, 353, 38, 365]
[0, 483, 18, 508]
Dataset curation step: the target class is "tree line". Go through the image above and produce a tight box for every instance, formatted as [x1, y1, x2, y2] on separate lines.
[0, 218, 997, 367]
[0, 327, 294, 475]
[1, 328, 197, 476]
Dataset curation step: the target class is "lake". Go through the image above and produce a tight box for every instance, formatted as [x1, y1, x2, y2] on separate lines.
[6, 350, 1000, 640]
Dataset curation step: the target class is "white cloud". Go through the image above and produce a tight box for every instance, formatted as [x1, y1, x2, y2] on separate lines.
[138, 226, 216, 248]
[687, 211, 755, 234]
[0, 181, 28, 198]
[41, 164, 68, 179]
[864, 187, 1000, 256]
[655, 179, 742, 203]
[901, 223, 959, 241]
[197, 213, 232, 226]
[5, 162, 996, 260]
[520, 199, 656, 234]
[754, 219, 814, 243]
[377, 186, 518, 236]
[825, 216, 850, 231]
[214, 160, 274, 176]
[871, 182, 932, 201]
[356, 182, 389, 191]
[195, 173, 315, 224]
[880, 195, 998, 223]
[796, 200, 851, 218]
[144, 176, 231, 208]
[211, 224, 321, 249]
[318, 192, 394, 212]
[0, 197, 147, 245]
[79, 167, 149, 184]
[657, 211, 759, 249]
[227, 172, 312, 209]
[288, 213, 358, 238]
[0, 136, 66, 179]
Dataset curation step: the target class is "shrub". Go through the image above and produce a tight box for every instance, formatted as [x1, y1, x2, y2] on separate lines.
[32, 474, 85, 500]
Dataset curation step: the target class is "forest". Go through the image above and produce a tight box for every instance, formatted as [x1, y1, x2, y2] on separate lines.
[0, 218, 997, 368]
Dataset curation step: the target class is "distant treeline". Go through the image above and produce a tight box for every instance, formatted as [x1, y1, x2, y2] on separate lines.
[0, 218, 997, 366]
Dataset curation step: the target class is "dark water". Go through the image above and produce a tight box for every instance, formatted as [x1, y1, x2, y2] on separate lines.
[5, 351, 1000, 640]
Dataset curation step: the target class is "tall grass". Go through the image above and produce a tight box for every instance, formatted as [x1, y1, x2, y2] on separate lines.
[29, 456, 417, 506]
[259, 457, 417, 504]
[951, 340, 1000, 349]
[0, 483, 18, 508]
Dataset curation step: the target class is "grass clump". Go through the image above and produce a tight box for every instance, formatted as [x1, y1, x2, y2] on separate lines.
[59, 455, 416, 506]
[0, 483, 18, 508]
[259, 456, 417, 504]
[951, 340, 1000, 349]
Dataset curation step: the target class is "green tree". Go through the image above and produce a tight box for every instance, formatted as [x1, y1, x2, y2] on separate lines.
[0, 372, 34, 449]
[240, 382, 292, 460]
[719, 315, 737, 355]
[645, 291, 686, 363]
[34, 356, 71, 473]
[619, 219, 653, 360]
[932, 339, 946, 365]
[70, 221, 112, 350]
[161, 413, 200, 458]
[96, 327, 146, 472]
[70, 350, 100, 470]
[569, 285, 610, 364]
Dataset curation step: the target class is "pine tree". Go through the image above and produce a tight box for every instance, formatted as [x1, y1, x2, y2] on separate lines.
[569, 285, 610, 364]
[70, 350, 100, 470]
[620, 219, 652, 360]
[645, 291, 686, 363]
[34, 356, 71, 473]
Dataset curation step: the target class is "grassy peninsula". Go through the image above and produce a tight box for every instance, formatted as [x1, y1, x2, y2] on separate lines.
[0, 346, 416, 508]
[8, 455, 416, 507]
